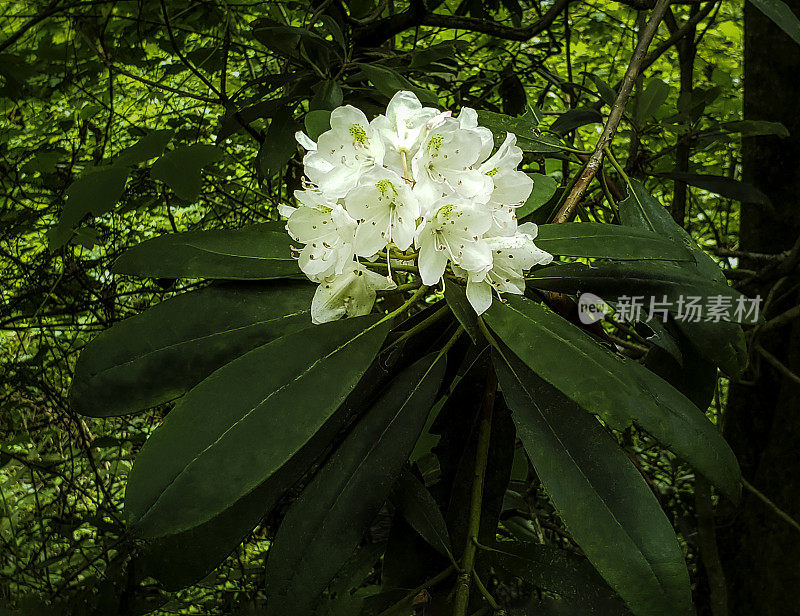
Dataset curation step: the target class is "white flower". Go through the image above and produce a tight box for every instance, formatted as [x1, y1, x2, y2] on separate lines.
[414, 197, 493, 286]
[286, 190, 357, 280]
[345, 166, 420, 256]
[457, 107, 495, 164]
[299, 105, 384, 199]
[457, 222, 553, 315]
[478, 133, 533, 236]
[411, 111, 493, 207]
[311, 261, 397, 324]
[371, 91, 438, 178]
[287, 96, 541, 322]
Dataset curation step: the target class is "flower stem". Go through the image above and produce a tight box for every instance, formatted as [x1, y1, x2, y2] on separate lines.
[388, 304, 452, 349]
[452, 365, 497, 616]
[379, 284, 429, 324]
[375, 566, 455, 616]
[364, 261, 420, 273]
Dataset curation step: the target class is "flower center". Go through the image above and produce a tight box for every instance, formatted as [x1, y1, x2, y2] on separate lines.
[349, 124, 369, 146]
[375, 179, 399, 198]
[427, 133, 444, 154]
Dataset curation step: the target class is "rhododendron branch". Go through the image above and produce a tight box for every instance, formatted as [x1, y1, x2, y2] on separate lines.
[553, 0, 672, 224]
[452, 365, 497, 616]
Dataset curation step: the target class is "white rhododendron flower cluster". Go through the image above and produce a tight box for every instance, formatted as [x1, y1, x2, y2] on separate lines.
[280, 91, 553, 324]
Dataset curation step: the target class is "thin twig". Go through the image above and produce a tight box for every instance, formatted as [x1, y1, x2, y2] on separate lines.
[552, 0, 672, 223]
[742, 478, 800, 535]
[452, 367, 497, 616]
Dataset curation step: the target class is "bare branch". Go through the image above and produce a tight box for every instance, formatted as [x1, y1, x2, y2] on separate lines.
[553, 0, 673, 223]
[353, 0, 571, 46]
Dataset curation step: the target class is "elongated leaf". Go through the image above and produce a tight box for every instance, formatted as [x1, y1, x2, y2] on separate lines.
[117, 130, 173, 166]
[264, 353, 446, 616]
[111, 223, 300, 280]
[310, 79, 344, 111]
[356, 63, 438, 105]
[217, 96, 296, 142]
[586, 72, 617, 106]
[550, 108, 603, 136]
[484, 296, 741, 501]
[70, 282, 313, 417]
[493, 350, 693, 616]
[518, 173, 558, 218]
[151, 144, 224, 201]
[477, 110, 567, 153]
[390, 469, 452, 559]
[528, 596, 631, 616]
[258, 108, 300, 175]
[635, 79, 670, 122]
[124, 315, 390, 537]
[447, 395, 516, 556]
[526, 261, 757, 324]
[535, 222, 691, 261]
[444, 280, 481, 344]
[619, 179, 723, 279]
[750, 0, 800, 46]
[483, 539, 622, 604]
[50, 164, 128, 247]
[719, 120, 789, 138]
[618, 179, 749, 375]
[305, 109, 332, 140]
[659, 172, 770, 206]
[145, 327, 436, 589]
[141, 445, 317, 590]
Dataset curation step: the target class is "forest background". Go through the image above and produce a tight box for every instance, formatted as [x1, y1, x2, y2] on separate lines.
[2, 0, 800, 615]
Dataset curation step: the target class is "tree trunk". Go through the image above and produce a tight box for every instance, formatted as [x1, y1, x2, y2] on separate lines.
[719, 2, 800, 614]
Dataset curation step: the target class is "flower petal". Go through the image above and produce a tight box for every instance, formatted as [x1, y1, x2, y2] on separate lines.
[466, 278, 493, 315]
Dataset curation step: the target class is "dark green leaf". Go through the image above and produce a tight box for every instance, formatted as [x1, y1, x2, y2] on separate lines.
[52, 164, 128, 247]
[484, 539, 621, 604]
[658, 172, 771, 206]
[444, 280, 482, 345]
[151, 144, 224, 201]
[477, 110, 566, 153]
[484, 296, 741, 501]
[22, 150, 65, 174]
[259, 108, 300, 175]
[718, 120, 789, 138]
[585, 73, 617, 106]
[117, 130, 173, 166]
[263, 353, 446, 616]
[124, 315, 391, 537]
[534, 222, 692, 261]
[527, 261, 757, 324]
[518, 173, 558, 218]
[493, 350, 693, 616]
[356, 63, 438, 106]
[618, 178, 749, 375]
[635, 79, 670, 122]
[111, 223, 300, 280]
[550, 108, 603, 136]
[644, 327, 718, 412]
[527, 596, 631, 616]
[320, 15, 347, 52]
[70, 282, 314, 417]
[408, 41, 465, 68]
[305, 109, 332, 141]
[391, 469, 452, 559]
[310, 80, 343, 111]
[750, 0, 800, 46]
[251, 18, 328, 57]
[217, 97, 295, 142]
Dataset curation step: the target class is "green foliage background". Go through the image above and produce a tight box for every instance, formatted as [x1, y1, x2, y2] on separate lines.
[0, 1, 766, 614]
